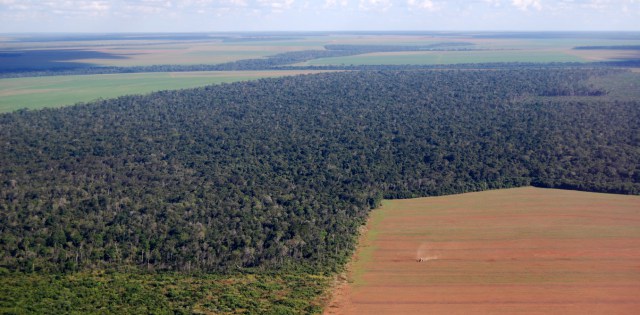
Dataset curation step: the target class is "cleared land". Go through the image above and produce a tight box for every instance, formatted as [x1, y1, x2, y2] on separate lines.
[9, 34, 638, 69]
[78, 42, 315, 67]
[0, 39, 324, 68]
[0, 70, 334, 112]
[567, 49, 640, 62]
[325, 187, 640, 315]
[301, 50, 586, 66]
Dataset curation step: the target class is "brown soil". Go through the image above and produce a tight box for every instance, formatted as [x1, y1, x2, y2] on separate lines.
[324, 187, 640, 314]
[565, 49, 640, 62]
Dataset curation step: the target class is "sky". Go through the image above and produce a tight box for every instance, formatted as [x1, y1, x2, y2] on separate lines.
[0, 0, 639, 33]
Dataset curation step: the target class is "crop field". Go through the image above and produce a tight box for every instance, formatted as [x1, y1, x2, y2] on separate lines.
[1, 34, 459, 69]
[568, 49, 640, 62]
[0, 43, 297, 69]
[0, 70, 333, 112]
[0, 34, 501, 69]
[301, 50, 587, 66]
[80, 42, 318, 67]
[0, 38, 324, 69]
[325, 187, 640, 315]
[7, 34, 637, 70]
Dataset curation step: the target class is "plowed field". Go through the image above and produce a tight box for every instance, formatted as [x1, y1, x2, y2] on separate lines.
[325, 187, 640, 314]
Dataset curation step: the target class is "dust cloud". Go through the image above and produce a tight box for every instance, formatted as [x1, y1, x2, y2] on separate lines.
[416, 242, 439, 262]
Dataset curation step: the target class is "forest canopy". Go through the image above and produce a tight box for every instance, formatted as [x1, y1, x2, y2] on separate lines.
[1, 69, 638, 274]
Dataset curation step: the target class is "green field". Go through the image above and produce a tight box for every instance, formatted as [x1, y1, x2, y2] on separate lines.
[301, 50, 587, 66]
[0, 70, 332, 112]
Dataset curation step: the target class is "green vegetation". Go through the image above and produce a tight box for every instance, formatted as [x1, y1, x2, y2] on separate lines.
[301, 50, 586, 66]
[0, 70, 331, 112]
[587, 71, 640, 100]
[1, 32, 640, 314]
[0, 271, 330, 314]
[2, 69, 638, 276]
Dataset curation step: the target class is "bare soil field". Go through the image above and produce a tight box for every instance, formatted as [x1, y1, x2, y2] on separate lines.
[325, 187, 640, 315]
[565, 49, 640, 62]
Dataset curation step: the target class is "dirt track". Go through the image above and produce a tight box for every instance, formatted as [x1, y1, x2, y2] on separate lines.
[324, 187, 640, 315]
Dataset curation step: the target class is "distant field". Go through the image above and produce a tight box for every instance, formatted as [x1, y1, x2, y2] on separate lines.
[0, 38, 326, 70]
[2, 33, 638, 112]
[2, 33, 639, 70]
[301, 50, 587, 66]
[84, 42, 318, 67]
[567, 49, 640, 62]
[0, 34, 495, 69]
[0, 35, 465, 70]
[325, 187, 640, 315]
[0, 43, 307, 69]
[0, 70, 333, 112]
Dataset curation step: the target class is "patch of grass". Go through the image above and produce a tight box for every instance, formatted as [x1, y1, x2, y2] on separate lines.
[0, 70, 334, 112]
[0, 271, 331, 314]
[350, 202, 392, 286]
[301, 50, 587, 66]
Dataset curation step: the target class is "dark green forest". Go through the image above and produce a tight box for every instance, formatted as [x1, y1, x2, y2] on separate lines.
[1, 69, 639, 275]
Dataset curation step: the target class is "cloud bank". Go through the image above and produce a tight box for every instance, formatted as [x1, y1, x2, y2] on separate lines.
[0, 0, 638, 32]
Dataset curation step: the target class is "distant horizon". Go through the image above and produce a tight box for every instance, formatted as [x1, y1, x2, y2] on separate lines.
[3, 30, 640, 36]
[3, 29, 640, 35]
[4, 30, 640, 33]
[1, 1, 639, 33]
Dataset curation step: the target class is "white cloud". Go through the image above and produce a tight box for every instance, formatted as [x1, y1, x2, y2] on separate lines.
[257, 0, 295, 12]
[227, 0, 248, 6]
[407, 0, 436, 11]
[123, 2, 168, 15]
[358, 0, 392, 11]
[80, 1, 110, 12]
[583, 0, 612, 10]
[512, 0, 542, 11]
[1, 0, 639, 32]
[28, 0, 112, 16]
[483, 0, 502, 7]
[324, 0, 349, 8]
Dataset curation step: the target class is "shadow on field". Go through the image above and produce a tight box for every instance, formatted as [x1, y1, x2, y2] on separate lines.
[0, 49, 129, 72]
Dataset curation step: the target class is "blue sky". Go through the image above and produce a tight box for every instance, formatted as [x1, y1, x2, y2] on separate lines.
[0, 0, 639, 33]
